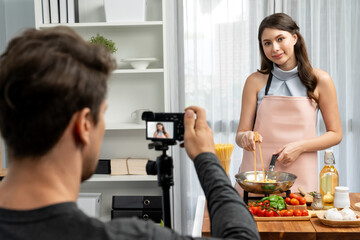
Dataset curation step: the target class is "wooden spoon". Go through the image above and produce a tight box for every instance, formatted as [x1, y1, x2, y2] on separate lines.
[298, 186, 313, 204]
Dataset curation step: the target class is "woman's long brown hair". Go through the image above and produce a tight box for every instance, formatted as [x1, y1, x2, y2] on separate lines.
[257, 13, 318, 104]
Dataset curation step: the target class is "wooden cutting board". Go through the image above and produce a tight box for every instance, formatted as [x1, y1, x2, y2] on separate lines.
[308, 209, 326, 218]
[254, 215, 311, 221]
[253, 210, 325, 221]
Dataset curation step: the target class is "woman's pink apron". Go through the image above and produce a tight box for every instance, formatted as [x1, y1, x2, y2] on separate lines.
[235, 85, 318, 196]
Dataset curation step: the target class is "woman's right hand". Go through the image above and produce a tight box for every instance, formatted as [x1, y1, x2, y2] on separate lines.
[237, 131, 263, 151]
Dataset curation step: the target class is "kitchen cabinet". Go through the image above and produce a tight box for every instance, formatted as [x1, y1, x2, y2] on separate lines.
[33, 0, 171, 221]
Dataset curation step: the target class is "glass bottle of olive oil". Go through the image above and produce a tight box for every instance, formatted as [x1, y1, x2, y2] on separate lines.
[319, 150, 339, 209]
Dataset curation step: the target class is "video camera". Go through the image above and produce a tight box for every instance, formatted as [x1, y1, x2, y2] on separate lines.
[142, 111, 184, 145]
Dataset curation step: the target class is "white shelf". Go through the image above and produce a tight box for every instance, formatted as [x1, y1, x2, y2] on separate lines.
[105, 122, 146, 130]
[113, 69, 164, 74]
[38, 21, 163, 29]
[87, 174, 157, 182]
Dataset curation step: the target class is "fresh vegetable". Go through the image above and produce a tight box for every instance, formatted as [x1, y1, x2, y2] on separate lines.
[301, 209, 309, 216]
[269, 195, 282, 202]
[274, 210, 281, 217]
[286, 210, 294, 216]
[290, 198, 300, 205]
[293, 209, 302, 216]
[266, 210, 275, 217]
[285, 197, 291, 204]
[249, 206, 259, 216]
[260, 197, 270, 202]
[270, 201, 278, 209]
[277, 200, 285, 210]
[309, 191, 317, 197]
[299, 197, 307, 205]
[323, 192, 334, 203]
[257, 208, 266, 217]
[246, 194, 308, 217]
[263, 200, 270, 207]
[289, 193, 302, 200]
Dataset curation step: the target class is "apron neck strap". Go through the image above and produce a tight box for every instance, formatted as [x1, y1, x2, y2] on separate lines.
[265, 72, 273, 96]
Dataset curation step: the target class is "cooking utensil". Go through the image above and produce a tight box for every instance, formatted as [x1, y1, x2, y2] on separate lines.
[298, 186, 314, 204]
[269, 154, 279, 172]
[235, 170, 297, 194]
[235, 153, 297, 194]
[253, 132, 265, 181]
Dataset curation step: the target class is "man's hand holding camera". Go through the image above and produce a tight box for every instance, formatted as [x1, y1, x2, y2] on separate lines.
[183, 106, 215, 160]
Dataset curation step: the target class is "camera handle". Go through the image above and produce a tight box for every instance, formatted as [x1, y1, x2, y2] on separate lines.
[149, 142, 174, 228]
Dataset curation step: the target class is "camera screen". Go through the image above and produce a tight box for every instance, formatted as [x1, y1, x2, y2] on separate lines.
[146, 121, 174, 140]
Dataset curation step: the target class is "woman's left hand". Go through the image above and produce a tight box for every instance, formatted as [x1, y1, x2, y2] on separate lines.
[275, 142, 304, 166]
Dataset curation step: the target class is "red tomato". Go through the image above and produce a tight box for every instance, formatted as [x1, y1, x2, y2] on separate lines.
[299, 197, 306, 205]
[274, 210, 281, 217]
[293, 209, 302, 216]
[257, 208, 266, 217]
[290, 198, 299, 205]
[266, 210, 275, 217]
[250, 206, 259, 215]
[249, 208, 256, 216]
[263, 200, 270, 207]
[285, 197, 291, 204]
[286, 210, 294, 216]
[280, 210, 288, 217]
[289, 193, 301, 200]
[301, 209, 309, 216]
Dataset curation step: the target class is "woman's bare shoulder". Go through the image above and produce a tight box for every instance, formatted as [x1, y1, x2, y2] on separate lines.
[313, 68, 332, 83]
[313, 68, 335, 97]
[244, 71, 268, 90]
[248, 71, 268, 80]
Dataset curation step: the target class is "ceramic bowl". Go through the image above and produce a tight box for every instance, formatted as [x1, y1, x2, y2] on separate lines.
[120, 58, 158, 70]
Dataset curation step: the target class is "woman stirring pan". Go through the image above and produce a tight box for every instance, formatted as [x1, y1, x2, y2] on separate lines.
[235, 13, 342, 195]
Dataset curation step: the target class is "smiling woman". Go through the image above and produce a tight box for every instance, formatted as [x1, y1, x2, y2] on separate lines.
[234, 13, 342, 195]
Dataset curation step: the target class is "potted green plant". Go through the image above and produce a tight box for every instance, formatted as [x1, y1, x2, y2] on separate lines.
[89, 33, 117, 54]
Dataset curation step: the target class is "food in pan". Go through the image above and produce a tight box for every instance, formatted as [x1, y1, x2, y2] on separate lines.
[244, 178, 276, 183]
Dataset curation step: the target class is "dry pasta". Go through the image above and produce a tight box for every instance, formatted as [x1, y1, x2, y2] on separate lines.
[215, 143, 234, 175]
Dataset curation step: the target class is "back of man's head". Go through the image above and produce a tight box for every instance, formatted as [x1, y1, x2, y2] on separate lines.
[0, 26, 115, 159]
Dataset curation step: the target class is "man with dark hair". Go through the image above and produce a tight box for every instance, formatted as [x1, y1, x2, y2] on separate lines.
[0, 26, 259, 240]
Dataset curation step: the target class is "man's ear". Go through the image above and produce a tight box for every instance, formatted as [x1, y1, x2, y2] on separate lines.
[74, 108, 92, 145]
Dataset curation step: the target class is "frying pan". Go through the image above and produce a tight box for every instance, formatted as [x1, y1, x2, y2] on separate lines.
[235, 154, 297, 194]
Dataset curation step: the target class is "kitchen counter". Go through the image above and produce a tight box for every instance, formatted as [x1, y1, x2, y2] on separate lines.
[202, 193, 360, 239]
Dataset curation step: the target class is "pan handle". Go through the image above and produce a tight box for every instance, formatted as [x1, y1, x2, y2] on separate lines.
[269, 154, 279, 172]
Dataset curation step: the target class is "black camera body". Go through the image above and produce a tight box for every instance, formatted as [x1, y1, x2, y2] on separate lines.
[142, 111, 184, 144]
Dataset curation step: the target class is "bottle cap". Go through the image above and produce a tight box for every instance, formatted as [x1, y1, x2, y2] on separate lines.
[314, 193, 322, 198]
[324, 150, 335, 164]
[335, 186, 349, 192]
